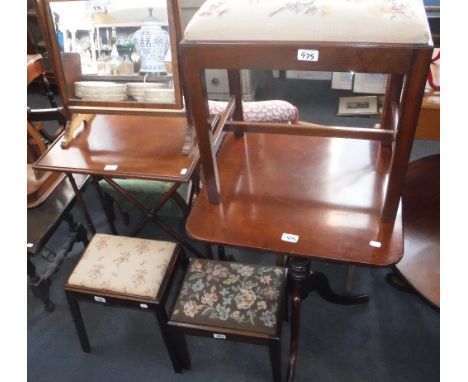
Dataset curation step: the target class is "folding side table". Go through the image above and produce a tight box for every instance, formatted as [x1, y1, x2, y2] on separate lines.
[33, 114, 205, 258]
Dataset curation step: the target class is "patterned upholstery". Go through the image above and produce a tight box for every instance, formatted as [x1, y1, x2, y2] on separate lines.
[170, 259, 287, 335]
[67, 234, 177, 299]
[209, 100, 299, 123]
[98, 179, 187, 218]
[185, 0, 431, 44]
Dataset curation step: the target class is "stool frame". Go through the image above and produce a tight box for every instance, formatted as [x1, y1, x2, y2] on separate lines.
[180, 40, 433, 225]
[64, 244, 191, 373]
[168, 263, 288, 382]
[180, 34, 433, 382]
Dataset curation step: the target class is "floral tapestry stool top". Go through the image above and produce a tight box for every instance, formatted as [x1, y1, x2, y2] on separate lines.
[66, 233, 177, 300]
[170, 258, 287, 336]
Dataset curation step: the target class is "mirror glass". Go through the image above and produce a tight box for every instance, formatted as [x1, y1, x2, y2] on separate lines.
[48, 0, 180, 107]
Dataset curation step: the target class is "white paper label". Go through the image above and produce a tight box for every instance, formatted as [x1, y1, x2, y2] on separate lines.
[213, 334, 226, 339]
[94, 296, 106, 303]
[27, 243, 34, 248]
[140, 304, 148, 309]
[369, 240, 382, 248]
[104, 164, 118, 171]
[180, 168, 188, 175]
[297, 49, 319, 62]
[281, 233, 299, 243]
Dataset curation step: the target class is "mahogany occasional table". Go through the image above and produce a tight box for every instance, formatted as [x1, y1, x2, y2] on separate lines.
[33, 114, 205, 258]
[186, 132, 404, 381]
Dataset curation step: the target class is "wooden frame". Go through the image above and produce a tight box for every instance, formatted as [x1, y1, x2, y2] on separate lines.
[64, 244, 191, 373]
[168, 258, 288, 382]
[180, 40, 433, 225]
[337, 95, 378, 116]
[37, 0, 185, 114]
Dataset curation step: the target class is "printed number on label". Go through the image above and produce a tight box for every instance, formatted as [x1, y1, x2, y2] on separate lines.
[297, 49, 319, 62]
[281, 233, 299, 243]
[104, 164, 118, 171]
[213, 334, 226, 339]
[94, 296, 106, 303]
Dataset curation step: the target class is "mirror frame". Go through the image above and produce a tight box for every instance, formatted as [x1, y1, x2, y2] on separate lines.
[38, 0, 185, 115]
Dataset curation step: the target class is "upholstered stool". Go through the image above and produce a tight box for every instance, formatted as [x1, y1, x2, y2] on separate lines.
[168, 258, 287, 382]
[64, 233, 190, 373]
[209, 100, 299, 123]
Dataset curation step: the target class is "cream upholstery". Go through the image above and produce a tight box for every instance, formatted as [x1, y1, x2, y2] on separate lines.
[184, 0, 431, 45]
[67, 234, 177, 298]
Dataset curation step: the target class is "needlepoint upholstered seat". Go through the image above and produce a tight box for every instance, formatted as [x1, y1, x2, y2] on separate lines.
[169, 259, 287, 382]
[184, 0, 431, 44]
[170, 259, 287, 335]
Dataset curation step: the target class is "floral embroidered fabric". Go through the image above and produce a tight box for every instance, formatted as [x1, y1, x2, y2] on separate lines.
[185, 0, 431, 44]
[209, 100, 299, 123]
[67, 234, 177, 299]
[170, 259, 287, 335]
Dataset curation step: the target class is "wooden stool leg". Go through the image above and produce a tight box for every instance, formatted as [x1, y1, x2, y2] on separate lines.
[65, 292, 90, 352]
[154, 307, 184, 373]
[269, 338, 282, 382]
[170, 327, 191, 371]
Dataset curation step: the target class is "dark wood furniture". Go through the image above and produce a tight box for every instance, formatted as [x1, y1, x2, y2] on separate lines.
[64, 234, 190, 373]
[32, 114, 205, 257]
[28, 174, 89, 312]
[39, 0, 185, 111]
[168, 258, 287, 382]
[34, 0, 198, 152]
[180, 1, 433, 381]
[28, 0, 55, 82]
[387, 154, 440, 309]
[27, 53, 68, 208]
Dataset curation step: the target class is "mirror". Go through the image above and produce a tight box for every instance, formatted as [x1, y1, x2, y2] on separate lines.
[44, 0, 183, 111]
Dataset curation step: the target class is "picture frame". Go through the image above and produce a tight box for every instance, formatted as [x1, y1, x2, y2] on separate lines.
[337, 96, 378, 116]
[331, 71, 354, 90]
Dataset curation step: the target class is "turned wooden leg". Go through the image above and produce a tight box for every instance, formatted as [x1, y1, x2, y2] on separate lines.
[286, 257, 370, 382]
[286, 257, 310, 382]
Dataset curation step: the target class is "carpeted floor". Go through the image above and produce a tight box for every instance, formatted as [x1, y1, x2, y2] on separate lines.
[27, 78, 440, 382]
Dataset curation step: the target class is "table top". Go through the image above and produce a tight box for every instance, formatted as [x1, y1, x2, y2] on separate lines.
[186, 133, 403, 266]
[27, 174, 88, 255]
[33, 114, 199, 183]
[396, 154, 439, 307]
